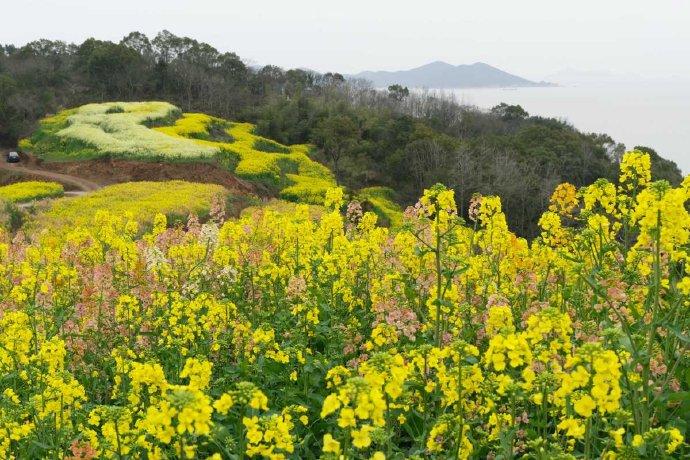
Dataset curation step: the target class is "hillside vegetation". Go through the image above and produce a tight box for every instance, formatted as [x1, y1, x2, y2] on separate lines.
[25, 102, 216, 160]
[22, 102, 339, 206]
[0, 152, 689, 458]
[1, 31, 682, 236]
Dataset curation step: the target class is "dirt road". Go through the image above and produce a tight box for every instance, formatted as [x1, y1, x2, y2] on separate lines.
[0, 153, 101, 192]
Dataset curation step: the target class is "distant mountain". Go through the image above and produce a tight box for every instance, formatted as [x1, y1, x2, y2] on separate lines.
[349, 61, 554, 88]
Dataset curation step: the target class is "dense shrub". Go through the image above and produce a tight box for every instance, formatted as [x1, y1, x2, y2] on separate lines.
[253, 138, 290, 153]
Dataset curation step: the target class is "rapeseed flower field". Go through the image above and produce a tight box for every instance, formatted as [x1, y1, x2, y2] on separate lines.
[0, 151, 689, 458]
[22, 103, 340, 206]
[0, 180, 64, 203]
[33, 180, 228, 230]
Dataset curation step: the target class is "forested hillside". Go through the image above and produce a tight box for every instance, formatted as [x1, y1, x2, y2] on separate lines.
[1, 31, 682, 236]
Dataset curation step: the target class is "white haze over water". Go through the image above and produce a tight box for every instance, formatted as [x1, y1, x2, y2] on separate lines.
[441, 81, 690, 174]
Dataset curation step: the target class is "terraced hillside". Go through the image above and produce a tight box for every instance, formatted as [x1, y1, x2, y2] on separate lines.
[19, 101, 403, 227]
[20, 102, 337, 205]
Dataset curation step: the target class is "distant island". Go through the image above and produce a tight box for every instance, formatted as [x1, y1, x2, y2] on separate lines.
[349, 61, 555, 88]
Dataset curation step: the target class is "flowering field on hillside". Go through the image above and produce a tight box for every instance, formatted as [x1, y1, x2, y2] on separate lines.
[33, 180, 228, 230]
[156, 114, 337, 204]
[22, 102, 216, 160]
[0, 151, 689, 459]
[0, 180, 64, 203]
[357, 186, 403, 227]
[22, 102, 342, 206]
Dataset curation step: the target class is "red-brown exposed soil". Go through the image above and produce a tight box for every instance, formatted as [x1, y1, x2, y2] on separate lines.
[1, 158, 100, 191]
[3, 151, 260, 196]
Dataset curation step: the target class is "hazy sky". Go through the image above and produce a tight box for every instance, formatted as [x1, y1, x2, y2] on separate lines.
[2, 0, 690, 80]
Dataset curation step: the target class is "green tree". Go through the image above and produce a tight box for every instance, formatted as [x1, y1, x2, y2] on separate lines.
[311, 114, 360, 180]
[387, 84, 409, 101]
[77, 39, 142, 98]
[0, 74, 18, 143]
[491, 102, 529, 121]
[120, 31, 154, 59]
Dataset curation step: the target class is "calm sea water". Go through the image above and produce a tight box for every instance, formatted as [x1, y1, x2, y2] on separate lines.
[439, 82, 689, 174]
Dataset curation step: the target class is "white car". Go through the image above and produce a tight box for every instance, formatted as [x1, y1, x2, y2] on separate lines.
[7, 151, 20, 163]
